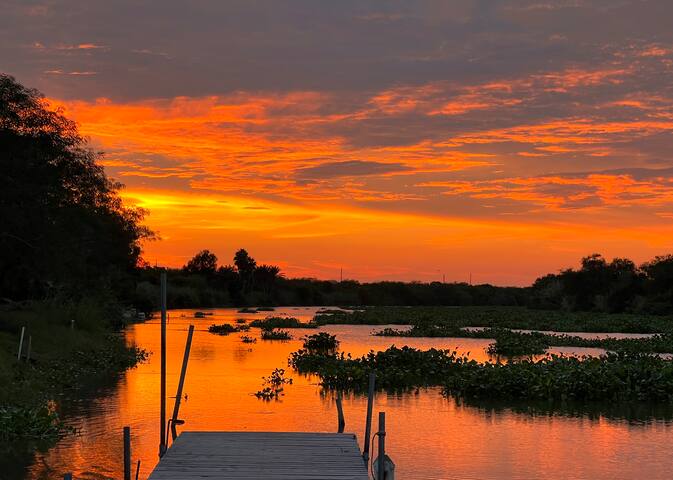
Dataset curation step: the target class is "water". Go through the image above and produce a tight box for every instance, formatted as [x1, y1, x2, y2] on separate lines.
[18, 307, 673, 479]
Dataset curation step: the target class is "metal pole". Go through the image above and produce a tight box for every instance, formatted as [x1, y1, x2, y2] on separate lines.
[160, 270, 167, 457]
[362, 372, 376, 463]
[17, 326, 25, 361]
[336, 392, 345, 433]
[170, 324, 194, 441]
[377, 412, 386, 480]
[123, 426, 131, 480]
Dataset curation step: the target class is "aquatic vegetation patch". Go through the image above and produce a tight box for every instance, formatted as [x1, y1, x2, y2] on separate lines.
[290, 343, 673, 402]
[317, 306, 673, 333]
[0, 404, 72, 441]
[486, 330, 549, 356]
[208, 323, 238, 335]
[254, 368, 293, 400]
[302, 332, 339, 355]
[250, 316, 317, 329]
[237, 308, 257, 314]
[261, 329, 292, 340]
[240, 335, 257, 344]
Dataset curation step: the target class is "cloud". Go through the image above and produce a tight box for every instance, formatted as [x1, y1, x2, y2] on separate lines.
[295, 160, 411, 180]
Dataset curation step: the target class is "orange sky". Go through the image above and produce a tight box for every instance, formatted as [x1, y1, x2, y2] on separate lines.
[6, 1, 673, 284]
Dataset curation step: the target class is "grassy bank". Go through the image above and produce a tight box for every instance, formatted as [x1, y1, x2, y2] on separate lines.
[0, 298, 146, 442]
[315, 306, 673, 333]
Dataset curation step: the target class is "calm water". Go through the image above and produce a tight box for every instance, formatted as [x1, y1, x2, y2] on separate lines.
[18, 307, 673, 480]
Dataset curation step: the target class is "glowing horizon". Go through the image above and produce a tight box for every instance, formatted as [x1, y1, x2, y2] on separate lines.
[5, 1, 673, 285]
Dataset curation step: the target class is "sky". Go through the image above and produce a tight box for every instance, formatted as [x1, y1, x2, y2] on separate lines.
[2, 0, 673, 285]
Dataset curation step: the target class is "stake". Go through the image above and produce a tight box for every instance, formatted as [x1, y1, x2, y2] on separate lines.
[26, 335, 32, 361]
[123, 426, 131, 480]
[170, 324, 194, 441]
[159, 270, 167, 457]
[336, 392, 345, 433]
[362, 372, 376, 463]
[17, 326, 25, 361]
[135, 460, 141, 480]
[377, 412, 386, 480]
[64, 474, 72, 480]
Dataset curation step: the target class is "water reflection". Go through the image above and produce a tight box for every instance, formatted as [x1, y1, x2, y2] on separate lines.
[13, 307, 673, 480]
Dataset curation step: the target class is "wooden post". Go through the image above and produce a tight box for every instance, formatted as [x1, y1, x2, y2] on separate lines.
[362, 372, 376, 463]
[63, 474, 72, 480]
[135, 460, 141, 480]
[160, 270, 167, 457]
[377, 412, 386, 480]
[123, 426, 131, 480]
[26, 335, 32, 361]
[17, 326, 25, 361]
[170, 324, 194, 441]
[336, 392, 345, 433]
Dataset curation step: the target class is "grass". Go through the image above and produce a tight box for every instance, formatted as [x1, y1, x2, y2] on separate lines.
[0, 299, 146, 441]
[315, 306, 673, 333]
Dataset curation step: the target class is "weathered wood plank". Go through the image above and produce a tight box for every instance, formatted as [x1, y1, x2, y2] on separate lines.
[149, 431, 369, 480]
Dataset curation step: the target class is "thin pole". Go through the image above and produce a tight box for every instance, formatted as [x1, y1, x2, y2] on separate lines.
[362, 372, 376, 463]
[123, 426, 131, 480]
[26, 335, 32, 361]
[160, 270, 167, 457]
[377, 412, 386, 480]
[336, 392, 345, 433]
[170, 324, 194, 441]
[135, 460, 141, 480]
[17, 326, 25, 361]
[64, 474, 72, 480]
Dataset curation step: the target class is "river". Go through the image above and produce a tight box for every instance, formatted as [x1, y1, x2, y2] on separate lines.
[21, 307, 673, 479]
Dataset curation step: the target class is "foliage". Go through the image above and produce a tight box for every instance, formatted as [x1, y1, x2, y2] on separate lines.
[261, 329, 292, 340]
[0, 74, 152, 301]
[254, 368, 292, 400]
[302, 333, 340, 355]
[250, 316, 317, 329]
[0, 404, 71, 441]
[240, 335, 257, 343]
[330, 306, 673, 333]
[290, 342, 673, 402]
[183, 250, 218, 275]
[486, 330, 548, 356]
[208, 323, 238, 335]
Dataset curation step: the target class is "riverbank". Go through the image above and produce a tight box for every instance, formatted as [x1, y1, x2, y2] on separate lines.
[0, 299, 147, 445]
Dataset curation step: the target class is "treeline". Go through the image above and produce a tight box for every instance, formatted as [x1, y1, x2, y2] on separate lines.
[530, 254, 673, 315]
[132, 250, 673, 315]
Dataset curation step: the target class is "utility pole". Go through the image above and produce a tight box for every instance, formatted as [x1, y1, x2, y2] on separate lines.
[340, 268, 343, 283]
[469, 272, 472, 286]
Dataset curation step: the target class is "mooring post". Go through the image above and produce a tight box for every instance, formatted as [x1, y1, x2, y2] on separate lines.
[159, 270, 167, 457]
[362, 372, 376, 463]
[170, 324, 194, 441]
[26, 335, 32, 361]
[63, 474, 72, 480]
[336, 392, 345, 433]
[17, 326, 25, 361]
[123, 426, 131, 480]
[377, 412, 386, 480]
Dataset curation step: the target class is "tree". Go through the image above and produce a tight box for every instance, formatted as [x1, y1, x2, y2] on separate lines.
[234, 249, 256, 293]
[255, 264, 282, 298]
[183, 250, 218, 274]
[0, 74, 152, 299]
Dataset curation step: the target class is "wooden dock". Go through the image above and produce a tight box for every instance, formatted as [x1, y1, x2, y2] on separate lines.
[148, 431, 370, 479]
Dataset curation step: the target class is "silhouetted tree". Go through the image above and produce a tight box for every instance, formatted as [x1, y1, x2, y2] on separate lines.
[183, 249, 218, 274]
[0, 74, 151, 300]
[234, 248, 256, 293]
[255, 264, 282, 298]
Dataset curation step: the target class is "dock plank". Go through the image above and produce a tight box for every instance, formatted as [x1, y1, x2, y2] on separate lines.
[149, 431, 370, 480]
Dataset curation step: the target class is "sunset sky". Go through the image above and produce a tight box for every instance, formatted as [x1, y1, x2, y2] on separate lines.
[3, 0, 673, 285]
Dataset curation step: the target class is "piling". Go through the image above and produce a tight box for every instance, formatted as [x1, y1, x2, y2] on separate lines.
[377, 412, 386, 480]
[26, 335, 32, 361]
[17, 326, 25, 361]
[170, 324, 194, 441]
[336, 392, 345, 433]
[160, 271, 167, 457]
[124, 426, 131, 480]
[362, 372, 376, 462]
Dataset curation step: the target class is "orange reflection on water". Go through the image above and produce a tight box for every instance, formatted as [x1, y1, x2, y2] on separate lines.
[26, 307, 673, 480]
